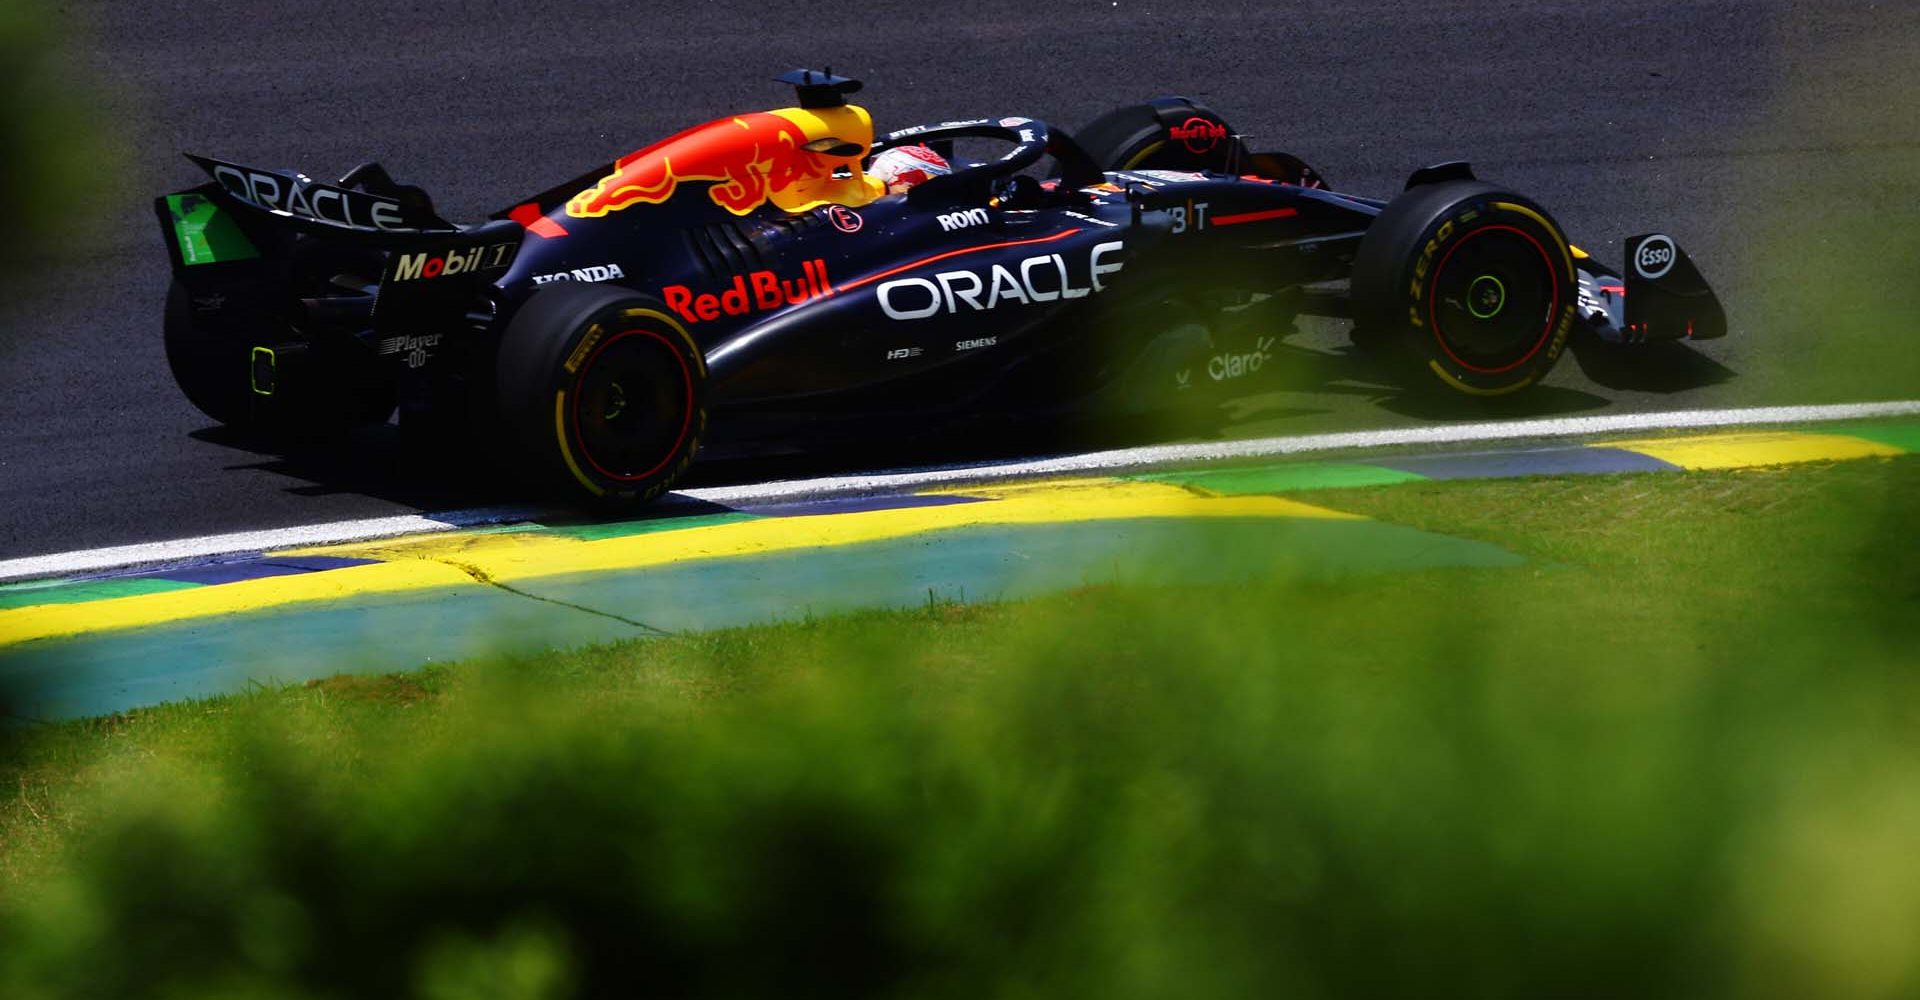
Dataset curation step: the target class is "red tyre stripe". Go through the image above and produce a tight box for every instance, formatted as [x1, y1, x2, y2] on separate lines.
[569, 327, 695, 482]
[1426, 224, 1561, 376]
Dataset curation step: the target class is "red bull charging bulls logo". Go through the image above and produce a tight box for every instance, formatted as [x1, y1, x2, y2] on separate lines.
[566, 111, 830, 219]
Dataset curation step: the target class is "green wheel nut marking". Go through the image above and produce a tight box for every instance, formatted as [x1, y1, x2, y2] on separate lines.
[1468, 274, 1506, 319]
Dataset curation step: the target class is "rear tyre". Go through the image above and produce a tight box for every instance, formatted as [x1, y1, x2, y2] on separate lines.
[1350, 181, 1577, 396]
[496, 284, 706, 508]
[1074, 99, 1240, 171]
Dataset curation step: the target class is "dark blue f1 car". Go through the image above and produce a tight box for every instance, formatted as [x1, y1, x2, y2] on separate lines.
[157, 69, 1726, 507]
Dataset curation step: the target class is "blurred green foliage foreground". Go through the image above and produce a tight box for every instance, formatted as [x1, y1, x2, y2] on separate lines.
[0, 4, 98, 289]
[1, 457, 1917, 999]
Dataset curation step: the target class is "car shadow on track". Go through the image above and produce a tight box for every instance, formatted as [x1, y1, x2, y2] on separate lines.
[189, 415, 1242, 518]
[192, 425, 543, 513]
[183, 330, 1737, 520]
[1267, 326, 1738, 420]
[194, 402, 1354, 519]
[1259, 339, 1617, 422]
[1565, 331, 1739, 394]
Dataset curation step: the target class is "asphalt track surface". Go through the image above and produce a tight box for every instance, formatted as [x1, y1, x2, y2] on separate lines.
[3, 0, 1918, 560]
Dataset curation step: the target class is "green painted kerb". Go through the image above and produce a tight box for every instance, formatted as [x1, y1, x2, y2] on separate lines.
[545, 510, 762, 542]
[1133, 462, 1429, 495]
[0, 576, 201, 610]
[1824, 421, 1920, 454]
[166, 192, 259, 266]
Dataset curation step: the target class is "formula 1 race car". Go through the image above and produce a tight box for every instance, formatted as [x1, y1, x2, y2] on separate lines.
[157, 69, 1725, 507]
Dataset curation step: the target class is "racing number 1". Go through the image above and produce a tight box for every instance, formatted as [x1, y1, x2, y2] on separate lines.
[1169, 200, 1210, 235]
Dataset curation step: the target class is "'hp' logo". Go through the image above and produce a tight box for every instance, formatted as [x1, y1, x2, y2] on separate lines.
[1635, 235, 1677, 280]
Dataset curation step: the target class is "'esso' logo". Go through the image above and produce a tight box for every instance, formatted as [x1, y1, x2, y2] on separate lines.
[1635, 235, 1677, 280]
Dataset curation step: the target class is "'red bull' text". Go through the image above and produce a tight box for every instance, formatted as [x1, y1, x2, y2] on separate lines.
[662, 260, 833, 324]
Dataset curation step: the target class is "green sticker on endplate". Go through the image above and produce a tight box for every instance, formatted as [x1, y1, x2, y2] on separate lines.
[165, 192, 259, 265]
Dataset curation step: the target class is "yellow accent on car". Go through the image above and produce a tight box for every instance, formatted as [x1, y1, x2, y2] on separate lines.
[766, 105, 886, 211]
[250, 346, 275, 396]
[564, 104, 885, 220]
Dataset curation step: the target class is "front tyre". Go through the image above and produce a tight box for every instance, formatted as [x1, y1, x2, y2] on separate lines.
[1350, 181, 1577, 396]
[496, 285, 706, 508]
[1074, 99, 1240, 172]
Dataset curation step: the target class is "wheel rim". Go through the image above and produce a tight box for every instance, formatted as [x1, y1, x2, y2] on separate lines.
[1427, 224, 1560, 375]
[569, 327, 694, 482]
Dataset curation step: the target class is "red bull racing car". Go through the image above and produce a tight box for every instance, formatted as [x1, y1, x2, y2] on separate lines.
[157, 69, 1725, 507]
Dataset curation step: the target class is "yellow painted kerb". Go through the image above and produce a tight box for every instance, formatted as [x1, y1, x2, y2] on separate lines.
[1602, 431, 1902, 470]
[0, 480, 1356, 647]
[307, 480, 1357, 584]
[0, 559, 479, 648]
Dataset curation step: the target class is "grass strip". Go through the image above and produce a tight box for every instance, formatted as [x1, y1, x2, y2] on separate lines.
[0, 456, 1912, 997]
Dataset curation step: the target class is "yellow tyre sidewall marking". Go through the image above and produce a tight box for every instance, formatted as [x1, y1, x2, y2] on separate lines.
[554, 307, 701, 497]
[1122, 141, 1167, 168]
[1491, 200, 1575, 276]
[553, 389, 606, 497]
[1427, 360, 1539, 397]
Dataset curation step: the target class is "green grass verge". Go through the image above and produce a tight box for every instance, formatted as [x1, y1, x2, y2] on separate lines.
[1, 457, 1915, 998]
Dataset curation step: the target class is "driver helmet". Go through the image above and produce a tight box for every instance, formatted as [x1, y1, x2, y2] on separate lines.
[869, 144, 951, 194]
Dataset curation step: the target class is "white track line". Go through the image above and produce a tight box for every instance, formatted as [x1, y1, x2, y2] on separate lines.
[0, 508, 537, 586]
[3, 400, 1915, 584]
[682, 399, 1920, 502]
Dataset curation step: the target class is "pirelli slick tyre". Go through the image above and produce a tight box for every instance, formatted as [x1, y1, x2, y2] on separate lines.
[1351, 181, 1578, 396]
[1074, 99, 1240, 171]
[497, 284, 707, 508]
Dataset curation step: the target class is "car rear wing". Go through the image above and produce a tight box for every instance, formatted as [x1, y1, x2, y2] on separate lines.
[158, 155, 524, 341]
[180, 155, 459, 238]
[157, 155, 474, 275]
